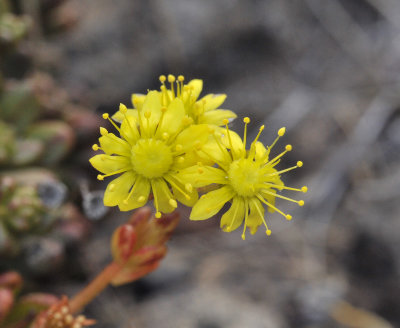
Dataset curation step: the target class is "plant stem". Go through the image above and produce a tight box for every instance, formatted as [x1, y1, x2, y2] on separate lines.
[69, 261, 122, 314]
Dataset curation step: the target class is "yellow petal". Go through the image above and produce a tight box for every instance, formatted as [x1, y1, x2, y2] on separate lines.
[187, 79, 203, 100]
[140, 91, 162, 135]
[89, 154, 131, 174]
[255, 141, 269, 161]
[118, 176, 150, 211]
[131, 93, 146, 110]
[247, 198, 264, 234]
[104, 171, 136, 206]
[174, 124, 210, 152]
[190, 186, 235, 221]
[199, 109, 237, 126]
[220, 196, 245, 232]
[151, 178, 175, 214]
[177, 165, 227, 188]
[99, 133, 131, 156]
[166, 173, 198, 207]
[198, 94, 227, 111]
[111, 109, 137, 123]
[120, 116, 140, 144]
[157, 98, 185, 136]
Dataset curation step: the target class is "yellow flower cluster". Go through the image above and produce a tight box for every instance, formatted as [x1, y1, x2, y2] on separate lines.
[90, 75, 307, 238]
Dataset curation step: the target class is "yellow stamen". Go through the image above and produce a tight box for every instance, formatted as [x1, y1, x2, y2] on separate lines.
[251, 198, 271, 236]
[261, 189, 304, 205]
[256, 194, 290, 220]
[243, 117, 250, 154]
[241, 201, 249, 240]
[103, 113, 121, 133]
[269, 127, 286, 152]
[92, 144, 100, 151]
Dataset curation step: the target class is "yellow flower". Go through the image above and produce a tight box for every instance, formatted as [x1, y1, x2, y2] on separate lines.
[112, 74, 237, 126]
[90, 91, 210, 217]
[177, 118, 307, 239]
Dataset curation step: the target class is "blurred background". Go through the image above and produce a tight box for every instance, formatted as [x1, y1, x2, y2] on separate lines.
[1, 0, 400, 327]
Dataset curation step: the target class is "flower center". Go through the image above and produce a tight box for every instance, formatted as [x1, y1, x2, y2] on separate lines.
[131, 139, 173, 178]
[228, 158, 261, 197]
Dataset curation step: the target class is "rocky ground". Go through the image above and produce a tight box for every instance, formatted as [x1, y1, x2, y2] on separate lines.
[25, 0, 400, 327]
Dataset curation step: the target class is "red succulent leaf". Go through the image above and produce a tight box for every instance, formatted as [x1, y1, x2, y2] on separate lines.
[0, 288, 14, 323]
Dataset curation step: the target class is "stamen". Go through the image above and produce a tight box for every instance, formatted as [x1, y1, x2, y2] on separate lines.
[138, 196, 145, 202]
[251, 198, 272, 236]
[155, 106, 168, 137]
[92, 144, 100, 151]
[102, 113, 121, 133]
[100, 127, 108, 136]
[261, 189, 305, 206]
[265, 144, 292, 166]
[263, 164, 301, 177]
[165, 174, 191, 200]
[260, 182, 308, 193]
[168, 74, 176, 98]
[248, 125, 265, 159]
[123, 179, 140, 204]
[269, 127, 286, 151]
[185, 183, 193, 192]
[243, 117, 250, 153]
[97, 167, 130, 180]
[159, 75, 166, 84]
[256, 194, 291, 221]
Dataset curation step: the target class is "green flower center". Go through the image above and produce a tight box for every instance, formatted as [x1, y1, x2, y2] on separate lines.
[131, 139, 173, 179]
[228, 158, 261, 197]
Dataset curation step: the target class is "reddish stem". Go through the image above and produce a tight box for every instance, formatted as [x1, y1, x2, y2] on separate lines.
[69, 261, 122, 314]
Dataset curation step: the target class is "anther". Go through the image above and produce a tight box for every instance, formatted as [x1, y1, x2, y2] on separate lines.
[161, 106, 167, 113]
[169, 199, 178, 208]
[285, 144, 292, 151]
[198, 167, 204, 173]
[243, 117, 250, 123]
[138, 196, 145, 202]
[259, 125, 265, 131]
[241, 233, 246, 241]
[100, 127, 108, 136]
[168, 74, 175, 83]
[222, 119, 229, 125]
[102, 113, 109, 119]
[97, 175, 104, 180]
[178, 75, 184, 82]
[177, 156, 184, 163]
[159, 75, 166, 83]
[266, 229, 272, 236]
[155, 212, 162, 218]
[286, 214, 292, 221]
[162, 132, 169, 140]
[92, 144, 99, 151]
[61, 306, 69, 315]
[119, 103, 128, 113]
[144, 111, 151, 119]
[109, 184, 115, 191]
[301, 186, 308, 193]
[297, 161, 303, 167]
[298, 200, 305, 206]
[278, 127, 286, 136]
[175, 144, 183, 152]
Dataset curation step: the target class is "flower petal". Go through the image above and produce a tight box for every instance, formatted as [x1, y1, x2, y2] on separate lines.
[118, 176, 150, 211]
[177, 165, 227, 188]
[187, 79, 203, 101]
[151, 179, 176, 214]
[157, 98, 185, 136]
[104, 171, 136, 206]
[190, 186, 235, 221]
[121, 116, 140, 144]
[141, 91, 162, 135]
[247, 198, 264, 234]
[165, 173, 198, 207]
[131, 94, 146, 110]
[199, 94, 227, 111]
[255, 141, 269, 161]
[174, 124, 210, 152]
[90, 154, 131, 174]
[99, 133, 131, 156]
[199, 109, 237, 126]
[220, 196, 245, 232]
[112, 109, 137, 123]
